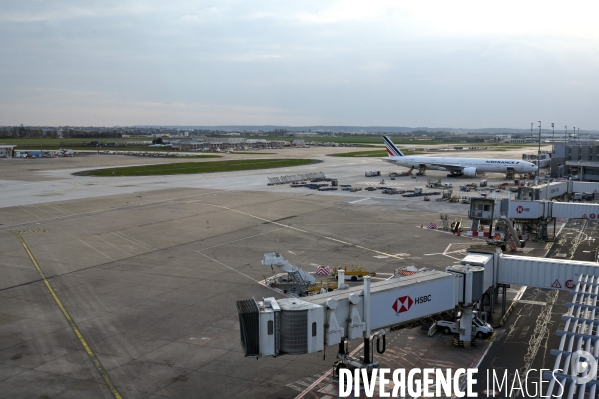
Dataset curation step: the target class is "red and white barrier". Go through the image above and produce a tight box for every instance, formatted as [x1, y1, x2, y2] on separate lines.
[466, 231, 490, 237]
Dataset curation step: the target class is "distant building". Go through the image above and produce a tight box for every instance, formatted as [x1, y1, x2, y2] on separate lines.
[551, 141, 599, 181]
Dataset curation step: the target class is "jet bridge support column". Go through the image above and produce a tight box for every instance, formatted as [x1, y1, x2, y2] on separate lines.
[501, 284, 507, 315]
[362, 276, 371, 365]
[459, 307, 474, 346]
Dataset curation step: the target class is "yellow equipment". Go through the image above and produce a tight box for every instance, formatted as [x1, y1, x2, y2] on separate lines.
[332, 265, 376, 281]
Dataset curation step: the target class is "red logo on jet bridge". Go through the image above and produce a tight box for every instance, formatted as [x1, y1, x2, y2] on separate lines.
[392, 296, 413, 314]
[516, 206, 524, 214]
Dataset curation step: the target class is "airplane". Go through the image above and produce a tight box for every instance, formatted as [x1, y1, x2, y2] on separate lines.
[382, 136, 537, 177]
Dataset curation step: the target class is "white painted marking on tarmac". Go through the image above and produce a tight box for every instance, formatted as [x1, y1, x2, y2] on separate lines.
[32, 205, 59, 218]
[474, 342, 493, 369]
[72, 236, 115, 261]
[111, 231, 153, 251]
[196, 252, 256, 281]
[518, 300, 548, 306]
[195, 228, 284, 252]
[91, 233, 134, 257]
[513, 286, 527, 301]
[45, 203, 72, 215]
[1, 191, 230, 230]
[18, 206, 41, 219]
[520, 289, 558, 376]
[292, 341, 366, 399]
[347, 197, 371, 204]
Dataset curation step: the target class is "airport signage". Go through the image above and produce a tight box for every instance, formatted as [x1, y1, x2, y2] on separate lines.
[372, 276, 455, 329]
[392, 294, 433, 314]
[507, 201, 542, 219]
[392, 296, 413, 313]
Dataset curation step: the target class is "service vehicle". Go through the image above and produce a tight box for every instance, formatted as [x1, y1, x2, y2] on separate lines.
[332, 265, 376, 281]
[437, 314, 493, 338]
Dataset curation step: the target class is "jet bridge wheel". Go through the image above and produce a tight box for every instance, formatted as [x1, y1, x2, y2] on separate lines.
[333, 361, 348, 380]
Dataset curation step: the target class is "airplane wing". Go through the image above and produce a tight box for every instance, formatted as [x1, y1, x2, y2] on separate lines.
[428, 162, 464, 172]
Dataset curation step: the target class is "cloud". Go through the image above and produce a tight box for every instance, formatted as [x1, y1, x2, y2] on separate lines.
[1, 1, 599, 127]
[0, 1, 148, 23]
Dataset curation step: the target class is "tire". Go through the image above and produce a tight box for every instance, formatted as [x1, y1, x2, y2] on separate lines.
[444, 327, 451, 335]
[351, 276, 358, 282]
[335, 363, 347, 379]
[476, 331, 484, 339]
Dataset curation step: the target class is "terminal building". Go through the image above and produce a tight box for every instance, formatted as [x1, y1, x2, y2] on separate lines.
[550, 141, 599, 181]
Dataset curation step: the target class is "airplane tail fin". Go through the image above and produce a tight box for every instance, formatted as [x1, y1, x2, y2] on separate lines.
[383, 136, 405, 157]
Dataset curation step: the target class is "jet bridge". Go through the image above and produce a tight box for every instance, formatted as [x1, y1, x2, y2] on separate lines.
[237, 267, 488, 373]
[237, 250, 599, 395]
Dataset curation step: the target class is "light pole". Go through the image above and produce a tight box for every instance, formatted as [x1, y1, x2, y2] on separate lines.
[530, 122, 533, 138]
[537, 121, 542, 183]
[551, 123, 555, 154]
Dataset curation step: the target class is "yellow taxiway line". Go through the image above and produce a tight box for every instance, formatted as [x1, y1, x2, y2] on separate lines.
[9, 231, 123, 399]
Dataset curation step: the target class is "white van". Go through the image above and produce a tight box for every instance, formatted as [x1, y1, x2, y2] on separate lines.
[436, 313, 493, 338]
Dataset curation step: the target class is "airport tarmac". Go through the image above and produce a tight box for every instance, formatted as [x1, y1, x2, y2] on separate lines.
[0, 145, 555, 398]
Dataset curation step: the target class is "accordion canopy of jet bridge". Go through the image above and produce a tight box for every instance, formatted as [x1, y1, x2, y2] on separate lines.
[544, 275, 599, 398]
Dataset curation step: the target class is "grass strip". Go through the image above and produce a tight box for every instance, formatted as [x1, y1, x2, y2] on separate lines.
[78, 159, 317, 177]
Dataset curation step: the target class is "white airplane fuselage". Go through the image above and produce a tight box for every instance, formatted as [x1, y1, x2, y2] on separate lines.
[381, 136, 538, 177]
[385, 156, 537, 174]
[385, 156, 537, 173]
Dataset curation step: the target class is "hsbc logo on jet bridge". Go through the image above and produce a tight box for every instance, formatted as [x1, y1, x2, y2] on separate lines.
[392, 294, 432, 314]
[516, 205, 531, 214]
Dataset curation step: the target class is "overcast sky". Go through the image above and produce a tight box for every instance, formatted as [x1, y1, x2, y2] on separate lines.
[1, 1, 598, 128]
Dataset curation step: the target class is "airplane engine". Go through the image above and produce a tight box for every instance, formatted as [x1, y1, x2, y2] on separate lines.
[463, 167, 477, 177]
